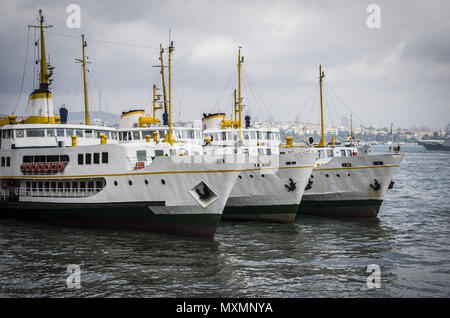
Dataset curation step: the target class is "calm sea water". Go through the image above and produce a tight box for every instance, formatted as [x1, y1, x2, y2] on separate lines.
[0, 145, 449, 297]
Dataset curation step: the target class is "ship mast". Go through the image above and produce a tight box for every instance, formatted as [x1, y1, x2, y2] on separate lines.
[29, 9, 53, 90]
[152, 84, 163, 120]
[159, 44, 168, 123]
[237, 47, 244, 140]
[317, 65, 326, 147]
[350, 114, 354, 140]
[360, 124, 363, 144]
[163, 40, 176, 145]
[76, 35, 90, 125]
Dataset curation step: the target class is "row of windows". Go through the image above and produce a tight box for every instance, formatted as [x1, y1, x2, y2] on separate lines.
[1, 156, 11, 167]
[119, 129, 201, 141]
[23, 155, 70, 163]
[1, 128, 118, 140]
[78, 152, 108, 165]
[25, 179, 105, 191]
[317, 149, 353, 159]
[208, 131, 280, 142]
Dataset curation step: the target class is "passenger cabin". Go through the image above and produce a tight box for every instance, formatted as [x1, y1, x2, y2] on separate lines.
[202, 113, 280, 156]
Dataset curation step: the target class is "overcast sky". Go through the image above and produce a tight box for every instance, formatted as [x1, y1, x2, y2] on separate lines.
[1, 0, 449, 129]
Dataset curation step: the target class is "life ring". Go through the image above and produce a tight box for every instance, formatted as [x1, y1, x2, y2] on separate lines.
[20, 164, 26, 173]
[43, 163, 50, 173]
[52, 162, 58, 172]
[1, 180, 7, 188]
[26, 164, 32, 172]
[57, 163, 65, 172]
[31, 164, 38, 172]
[36, 163, 43, 172]
[352, 151, 358, 156]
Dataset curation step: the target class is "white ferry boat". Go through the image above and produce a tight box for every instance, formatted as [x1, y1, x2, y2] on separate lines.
[282, 65, 404, 218]
[0, 11, 242, 239]
[201, 49, 316, 223]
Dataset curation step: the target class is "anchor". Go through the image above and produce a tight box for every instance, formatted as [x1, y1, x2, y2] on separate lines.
[388, 180, 395, 189]
[370, 179, 381, 191]
[285, 178, 297, 192]
[196, 184, 212, 200]
[305, 178, 313, 191]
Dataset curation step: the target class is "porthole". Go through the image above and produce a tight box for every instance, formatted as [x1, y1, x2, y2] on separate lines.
[161, 179, 166, 185]
[325, 174, 329, 178]
[336, 174, 340, 177]
[145, 179, 149, 185]
[249, 175, 253, 178]
[238, 175, 242, 179]
[311, 175, 314, 179]
[348, 173, 351, 177]
[114, 181, 118, 186]
[261, 174, 265, 178]
[128, 180, 133, 186]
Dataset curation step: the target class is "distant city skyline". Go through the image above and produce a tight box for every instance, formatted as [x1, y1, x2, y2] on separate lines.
[0, 0, 449, 129]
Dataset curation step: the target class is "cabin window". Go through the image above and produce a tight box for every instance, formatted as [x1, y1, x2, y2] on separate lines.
[347, 149, 352, 156]
[195, 131, 201, 139]
[159, 130, 166, 139]
[78, 154, 84, 165]
[16, 129, 24, 138]
[170, 149, 177, 156]
[93, 153, 100, 164]
[57, 129, 65, 137]
[23, 156, 33, 163]
[318, 150, 325, 159]
[136, 150, 146, 162]
[85, 153, 92, 164]
[340, 150, 346, 157]
[27, 129, 45, 137]
[266, 148, 272, 155]
[96, 180, 103, 189]
[258, 148, 264, 155]
[155, 150, 164, 157]
[6, 157, 10, 167]
[46, 129, 55, 137]
[76, 130, 84, 137]
[102, 152, 108, 163]
[267, 132, 272, 140]
[111, 132, 118, 140]
[1, 157, 4, 167]
[66, 129, 74, 137]
[326, 149, 334, 157]
[244, 132, 249, 140]
[60, 155, 69, 163]
[133, 131, 141, 140]
[47, 155, 58, 163]
[85, 130, 93, 138]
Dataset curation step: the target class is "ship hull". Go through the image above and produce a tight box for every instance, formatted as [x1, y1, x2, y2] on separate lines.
[222, 152, 316, 223]
[0, 201, 222, 239]
[422, 143, 450, 151]
[0, 149, 241, 239]
[298, 153, 404, 219]
[299, 199, 382, 218]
